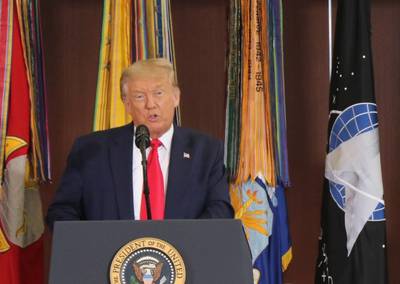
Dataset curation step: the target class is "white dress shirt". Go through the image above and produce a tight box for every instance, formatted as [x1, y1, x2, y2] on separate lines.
[132, 125, 174, 219]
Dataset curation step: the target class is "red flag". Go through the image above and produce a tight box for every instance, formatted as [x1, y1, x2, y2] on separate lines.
[0, 5, 44, 284]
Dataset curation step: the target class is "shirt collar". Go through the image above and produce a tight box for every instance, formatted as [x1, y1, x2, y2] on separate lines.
[156, 124, 174, 152]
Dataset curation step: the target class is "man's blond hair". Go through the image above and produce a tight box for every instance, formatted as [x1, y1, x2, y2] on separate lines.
[120, 58, 178, 99]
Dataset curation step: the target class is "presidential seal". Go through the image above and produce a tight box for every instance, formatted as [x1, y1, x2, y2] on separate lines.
[110, 238, 186, 284]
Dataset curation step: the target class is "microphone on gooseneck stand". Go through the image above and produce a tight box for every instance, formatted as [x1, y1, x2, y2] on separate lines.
[135, 125, 152, 220]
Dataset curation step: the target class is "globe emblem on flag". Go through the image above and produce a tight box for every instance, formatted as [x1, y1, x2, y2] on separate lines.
[328, 102, 385, 221]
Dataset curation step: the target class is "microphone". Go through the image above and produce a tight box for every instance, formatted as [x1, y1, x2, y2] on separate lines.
[135, 124, 150, 150]
[134, 124, 152, 220]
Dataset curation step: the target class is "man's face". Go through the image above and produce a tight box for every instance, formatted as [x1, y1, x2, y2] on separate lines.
[123, 75, 180, 138]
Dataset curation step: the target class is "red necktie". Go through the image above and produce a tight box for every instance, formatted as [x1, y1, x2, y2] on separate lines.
[140, 139, 165, 220]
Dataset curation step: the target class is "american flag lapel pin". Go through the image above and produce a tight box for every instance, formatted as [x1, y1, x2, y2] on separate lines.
[183, 152, 190, 159]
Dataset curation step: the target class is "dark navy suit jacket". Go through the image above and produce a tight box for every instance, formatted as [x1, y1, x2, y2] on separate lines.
[46, 124, 233, 229]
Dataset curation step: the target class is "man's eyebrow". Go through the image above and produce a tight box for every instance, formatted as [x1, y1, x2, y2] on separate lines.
[130, 84, 165, 92]
[152, 84, 165, 89]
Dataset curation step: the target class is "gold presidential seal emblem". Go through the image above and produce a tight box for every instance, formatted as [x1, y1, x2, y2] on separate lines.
[110, 237, 186, 284]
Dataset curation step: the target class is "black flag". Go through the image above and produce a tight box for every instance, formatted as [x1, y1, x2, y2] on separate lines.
[315, 0, 388, 283]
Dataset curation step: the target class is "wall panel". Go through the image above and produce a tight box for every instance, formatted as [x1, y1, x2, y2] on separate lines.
[39, 1, 399, 283]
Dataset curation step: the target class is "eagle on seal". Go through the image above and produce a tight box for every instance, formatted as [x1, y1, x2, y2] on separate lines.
[133, 261, 163, 284]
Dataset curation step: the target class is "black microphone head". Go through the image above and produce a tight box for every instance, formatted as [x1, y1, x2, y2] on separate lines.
[135, 124, 151, 149]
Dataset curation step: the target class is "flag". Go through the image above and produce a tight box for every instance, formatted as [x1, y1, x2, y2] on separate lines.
[0, 3, 45, 283]
[230, 178, 274, 283]
[268, 0, 290, 187]
[253, 179, 292, 284]
[0, 0, 13, 196]
[93, 0, 133, 131]
[94, 0, 181, 131]
[225, 0, 292, 283]
[224, 0, 242, 180]
[0, 1, 49, 283]
[315, 0, 388, 283]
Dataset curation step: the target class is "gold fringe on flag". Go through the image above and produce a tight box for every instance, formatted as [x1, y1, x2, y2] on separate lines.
[145, 0, 156, 58]
[93, 0, 132, 131]
[235, 0, 275, 186]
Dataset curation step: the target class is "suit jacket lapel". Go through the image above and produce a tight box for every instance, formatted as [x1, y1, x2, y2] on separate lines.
[109, 124, 134, 219]
[165, 127, 193, 218]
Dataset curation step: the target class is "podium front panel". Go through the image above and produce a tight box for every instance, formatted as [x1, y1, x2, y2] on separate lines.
[49, 219, 253, 284]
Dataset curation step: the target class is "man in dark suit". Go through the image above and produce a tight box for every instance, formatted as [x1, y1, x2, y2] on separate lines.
[46, 58, 233, 229]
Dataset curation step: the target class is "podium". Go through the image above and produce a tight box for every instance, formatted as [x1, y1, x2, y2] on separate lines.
[49, 219, 253, 284]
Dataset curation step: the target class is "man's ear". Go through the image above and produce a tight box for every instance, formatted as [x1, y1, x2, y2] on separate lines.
[121, 95, 127, 105]
[173, 87, 181, 107]
[122, 95, 131, 112]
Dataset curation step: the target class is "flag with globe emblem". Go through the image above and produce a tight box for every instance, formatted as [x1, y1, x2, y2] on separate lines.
[315, 0, 388, 283]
